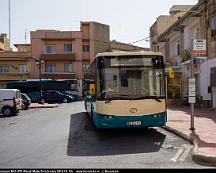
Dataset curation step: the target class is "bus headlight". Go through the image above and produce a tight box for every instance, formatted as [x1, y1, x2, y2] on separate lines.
[154, 114, 161, 118]
[104, 116, 113, 119]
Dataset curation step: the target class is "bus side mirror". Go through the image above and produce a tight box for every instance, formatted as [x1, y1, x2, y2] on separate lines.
[89, 84, 95, 95]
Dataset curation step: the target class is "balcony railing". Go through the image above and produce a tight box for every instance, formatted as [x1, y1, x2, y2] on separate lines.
[43, 51, 73, 55]
[41, 52, 75, 61]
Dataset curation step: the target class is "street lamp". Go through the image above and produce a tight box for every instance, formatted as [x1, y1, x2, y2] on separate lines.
[36, 58, 45, 104]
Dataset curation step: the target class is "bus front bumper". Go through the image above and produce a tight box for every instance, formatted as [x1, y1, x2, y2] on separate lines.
[93, 112, 167, 129]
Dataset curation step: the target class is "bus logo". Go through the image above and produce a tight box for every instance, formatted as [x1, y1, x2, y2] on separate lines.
[130, 108, 138, 113]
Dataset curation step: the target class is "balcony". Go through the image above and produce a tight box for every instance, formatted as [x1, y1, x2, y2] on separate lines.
[41, 51, 76, 61]
[41, 72, 77, 80]
[0, 72, 30, 80]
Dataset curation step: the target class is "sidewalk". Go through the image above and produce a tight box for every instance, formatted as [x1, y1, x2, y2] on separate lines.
[29, 103, 59, 109]
[164, 106, 216, 166]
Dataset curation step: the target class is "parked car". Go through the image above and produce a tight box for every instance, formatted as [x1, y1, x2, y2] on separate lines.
[59, 91, 75, 98]
[59, 91, 78, 101]
[39, 90, 75, 104]
[26, 92, 41, 103]
[21, 93, 32, 110]
[0, 89, 22, 116]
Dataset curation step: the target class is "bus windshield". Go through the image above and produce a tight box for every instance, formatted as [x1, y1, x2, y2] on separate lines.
[97, 57, 165, 100]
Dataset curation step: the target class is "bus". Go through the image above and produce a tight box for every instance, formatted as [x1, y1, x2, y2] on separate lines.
[84, 51, 167, 128]
[6, 80, 79, 102]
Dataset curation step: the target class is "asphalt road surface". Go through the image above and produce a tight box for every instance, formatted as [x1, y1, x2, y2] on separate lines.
[0, 102, 211, 168]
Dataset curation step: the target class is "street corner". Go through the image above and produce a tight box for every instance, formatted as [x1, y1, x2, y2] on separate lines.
[191, 139, 216, 167]
[192, 149, 216, 167]
[163, 125, 216, 167]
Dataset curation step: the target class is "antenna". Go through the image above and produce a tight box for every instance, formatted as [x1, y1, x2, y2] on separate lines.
[9, 0, 11, 48]
[25, 29, 27, 43]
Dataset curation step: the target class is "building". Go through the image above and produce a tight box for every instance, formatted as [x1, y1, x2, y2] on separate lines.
[110, 40, 150, 52]
[30, 21, 110, 96]
[0, 33, 11, 52]
[0, 44, 31, 88]
[150, 5, 194, 52]
[152, 0, 216, 108]
[150, 5, 194, 102]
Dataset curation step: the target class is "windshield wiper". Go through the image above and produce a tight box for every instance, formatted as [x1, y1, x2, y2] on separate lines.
[135, 96, 164, 102]
[104, 95, 130, 104]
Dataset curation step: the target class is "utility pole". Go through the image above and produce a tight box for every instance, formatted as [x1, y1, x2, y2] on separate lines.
[8, 0, 11, 48]
[25, 29, 27, 44]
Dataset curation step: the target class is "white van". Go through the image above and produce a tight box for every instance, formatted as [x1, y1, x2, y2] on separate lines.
[0, 89, 22, 116]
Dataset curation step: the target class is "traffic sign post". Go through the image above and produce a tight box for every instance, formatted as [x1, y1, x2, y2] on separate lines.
[188, 39, 206, 131]
[188, 77, 196, 131]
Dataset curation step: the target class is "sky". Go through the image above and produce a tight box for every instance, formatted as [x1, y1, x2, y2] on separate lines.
[0, 0, 198, 49]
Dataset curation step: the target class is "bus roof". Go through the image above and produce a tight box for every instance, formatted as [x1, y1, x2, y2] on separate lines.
[96, 51, 163, 57]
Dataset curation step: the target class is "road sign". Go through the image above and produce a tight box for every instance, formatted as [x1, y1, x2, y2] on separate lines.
[188, 78, 196, 104]
[193, 39, 206, 56]
[189, 97, 196, 104]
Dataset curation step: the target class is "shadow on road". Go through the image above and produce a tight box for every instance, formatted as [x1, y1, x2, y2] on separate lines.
[67, 112, 166, 156]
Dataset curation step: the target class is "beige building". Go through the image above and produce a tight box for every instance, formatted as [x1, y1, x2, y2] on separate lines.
[0, 44, 31, 88]
[150, 5, 194, 52]
[0, 33, 11, 52]
[110, 40, 150, 52]
[151, 0, 216, 108]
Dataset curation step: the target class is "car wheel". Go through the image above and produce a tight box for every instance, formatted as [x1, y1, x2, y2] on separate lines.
[24, 105, 29, 110]
[63, 98, 68, 103]
[21, 104, 25, 110]
[2, 107, 13, 116]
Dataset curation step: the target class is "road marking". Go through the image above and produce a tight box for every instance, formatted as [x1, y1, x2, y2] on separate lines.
[171, 147, 185, 163]
[179, 145, 191, 162]
[171, 144, 192, 163]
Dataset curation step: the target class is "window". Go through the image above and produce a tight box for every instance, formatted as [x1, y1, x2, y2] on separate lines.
[64, 44, 72, 52]
[45, 64, 56, 73]
[0, 64, 10, 72]
[45, 45, 56, 54]
[177, 40, 180, 56]
[211, 16, 216, 41]
[18, 47, 27, 52]
[64, 63, 72, 73]
[19, 64, 27, 73]
[82, 45, 90, 52]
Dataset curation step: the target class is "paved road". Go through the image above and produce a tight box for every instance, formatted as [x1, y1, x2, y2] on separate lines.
[0, 102, 210, 168]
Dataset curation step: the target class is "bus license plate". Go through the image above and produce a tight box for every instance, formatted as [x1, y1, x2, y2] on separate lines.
[127, 121, 142, 126]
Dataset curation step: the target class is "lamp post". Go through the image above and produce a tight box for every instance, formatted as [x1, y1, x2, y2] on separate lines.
[36, 58, 45, 104]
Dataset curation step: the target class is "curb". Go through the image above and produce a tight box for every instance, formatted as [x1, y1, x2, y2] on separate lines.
[29, 105, 59, 109]
[163, 126, 216, 167]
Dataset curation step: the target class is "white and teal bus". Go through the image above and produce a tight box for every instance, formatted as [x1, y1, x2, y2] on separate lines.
[84, 51, 167, 128]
